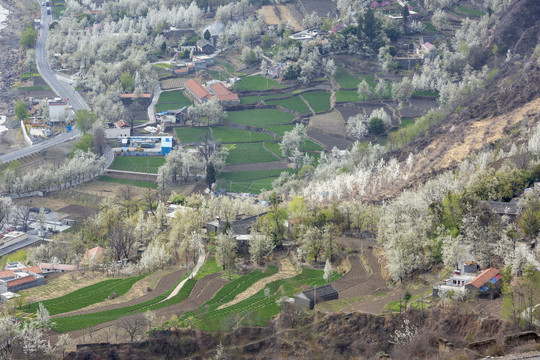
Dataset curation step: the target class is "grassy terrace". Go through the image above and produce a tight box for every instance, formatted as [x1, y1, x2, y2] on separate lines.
[266, 96, 310, 113]
[226, 109, 295, 127]
[212, 127, 274, 143]
[53, 275, 195, 332]
[175, 127, 211, 143]
[266, 124, 295, 137]
[23, 275, 146, 316]
[302, 92, 331, 113]
[224, 143, 279, 165]
[109, 156, 166, 174]
[233, 75, 287, 91]
[218, 169, 294, 182]
[180, 267, 340, 331]
[97, 176, 158, 189]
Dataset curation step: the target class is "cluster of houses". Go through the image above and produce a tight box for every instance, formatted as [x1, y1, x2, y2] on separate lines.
[184, 79, 240, 105]
[22, 97, 75, 139]
[0, 246, 105, 302]
[433, 263, 502, 299]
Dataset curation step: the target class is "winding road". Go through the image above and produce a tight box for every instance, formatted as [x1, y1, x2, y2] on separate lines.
[0, 3, 88, 164]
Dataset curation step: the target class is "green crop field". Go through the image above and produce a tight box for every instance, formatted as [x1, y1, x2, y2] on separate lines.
[266, 124, 295, 136]
[218, 169, 292, 182]
[263, 141, 283, 158]
[300, 139, 324, 152]
[233, 75, 286, 91]
[53, 276, 195, 332]
[224, 143, 279, 164]
[335, 68, 361, 89]
[109, 156, 166, 173]
[195, 258, 221, 280]
[158, 90, 191, 103]
[23, 275, 146, 316]
[301, 92, 331, 113]
[226, 109, 295, 127]
[212, 127, 274, 143]
[180, 267, 340, 331]
[336, 90, 362, 102]
[175, 127, 211, 143]
[266, 96, 310, 113]
[97, 176, 157, 189]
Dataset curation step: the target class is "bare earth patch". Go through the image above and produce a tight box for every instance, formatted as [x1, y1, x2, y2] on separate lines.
[309, 111, 347, 136]
[258, 5, 302, 32]
[217, 258, 298, 310]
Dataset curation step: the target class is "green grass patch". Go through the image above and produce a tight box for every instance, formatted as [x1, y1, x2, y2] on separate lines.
[301, 92, 331, 113]
[266, 96, 310, 113]
[154, 63, 172, 69]
[96, 176, 157, 189]
[215, 60, 235, 74]
[239, 93, 293, 105]
[207, 70, 229, 81]
[109, 156, 166, 174]
[218, 168, 293, 182]
[52, 276, 196, 332]
[233, 75, 287, 91]
[158, 90, 191, 103]
[52, 5, 65, 17]
[224, 143, 279, 164]
[335, 68, 361, 89]
[300, 139, 324, 152]
[399, 118, 415, 128]
[248, 178, 276, 193]
[17, 86, 51, 91]
[452, 5, 485, 16]
[23, 274, 146, 316]
[0, 249, 27, 270]
[413, 89, 439, 98]
[226, 109, 295, 127]
[266, 124, 294, 137]
[156, 102, 191, 113]
[264, 141, 283, 158]
[212, 127, 274, 143]
[175, 127, 210, 143]
[422, 22, 439, 34]
[335, 90, 361, 102]
[195, 258, 221, 280]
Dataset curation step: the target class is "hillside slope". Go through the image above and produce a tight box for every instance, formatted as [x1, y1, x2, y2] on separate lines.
[396, 0, 540, 183]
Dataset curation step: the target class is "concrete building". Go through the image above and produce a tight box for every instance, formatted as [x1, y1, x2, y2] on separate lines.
[48, 99, 74, 123]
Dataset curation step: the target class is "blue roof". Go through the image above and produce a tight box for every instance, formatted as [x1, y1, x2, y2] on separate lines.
[479, 286, 489, 292]
[489, 277, 499, 284]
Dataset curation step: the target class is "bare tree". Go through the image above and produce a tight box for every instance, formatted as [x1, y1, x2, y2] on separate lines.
[118, 314, 148, 342]
[109, 223, 137, 261]
[15, 205, 32, 232]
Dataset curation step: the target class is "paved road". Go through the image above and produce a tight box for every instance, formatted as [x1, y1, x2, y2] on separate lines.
[0, 3, 89, 164]
[0, 235, 46, 257]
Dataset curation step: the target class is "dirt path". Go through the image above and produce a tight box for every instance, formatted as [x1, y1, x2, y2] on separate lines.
[164, 244, 205, 301]
[218, 258, 298, 310]
[299, 95, 316, 115]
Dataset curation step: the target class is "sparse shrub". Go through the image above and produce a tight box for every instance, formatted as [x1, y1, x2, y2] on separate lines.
[109, 292, 118, 300]
[488, 343, 504, 357]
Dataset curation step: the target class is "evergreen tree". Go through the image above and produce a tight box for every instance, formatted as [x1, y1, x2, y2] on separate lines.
[206, 162, 216, 189]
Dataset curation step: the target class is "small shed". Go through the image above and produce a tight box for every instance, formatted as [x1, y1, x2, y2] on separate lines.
[294, 284, 338, 309]
[161, 137, 173, 155]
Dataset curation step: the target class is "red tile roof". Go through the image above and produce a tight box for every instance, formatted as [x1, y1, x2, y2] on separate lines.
[84, 246, 104, 263]
[466, 268, 500, 288]
[185, 79, 211, 102]
[210, 83, 239, 102]
[7, 276, 36, 288]
[175, 68, 188, 74]
[39, 263, 77, 271]
[20, 266, 43, 274]
[115, 120, 129, 128]
[0, 270, 15, 279]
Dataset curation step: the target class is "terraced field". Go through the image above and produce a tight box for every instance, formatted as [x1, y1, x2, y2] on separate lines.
[266, 96, 311, 113]
[212, 127, 274, 143]
[233, 75, 287, 91]
[224, 143, 279, 164]
[226, 109, 295, 127]
[302, 92, 331, 113]
[109, 156, 166, 173]
[23, 275, 146, 316]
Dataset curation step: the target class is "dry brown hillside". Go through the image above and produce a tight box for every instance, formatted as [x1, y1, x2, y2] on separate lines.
[394, 0, 540, 184]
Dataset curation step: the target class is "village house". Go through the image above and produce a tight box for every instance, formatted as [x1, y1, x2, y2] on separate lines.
[0, 267, 45, 299]
[105, 119, 131, 139]
[184, 79, 212, 103]
[196, 38, 215, 55]
[206, 212, 268, 236]
[208, 82, 240, 105]
[38, 263, 78, 273]
[416, 39, 438, 59]
[294, 284, 339, 309]
[433, 265, 502, 299]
